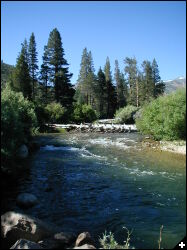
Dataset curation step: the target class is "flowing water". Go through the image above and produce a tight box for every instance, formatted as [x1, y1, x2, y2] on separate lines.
[2, 132, 186, 249]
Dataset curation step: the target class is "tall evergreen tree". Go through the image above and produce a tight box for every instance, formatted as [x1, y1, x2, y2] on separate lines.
[114, 60, 127, 108]
[12, 41, 32, 100]
[75, 48, 96, 107]
[104, 57, 117, 118]
[75, 48, 89, 104]
[28, 32, 38, 100]
[124, 57, 139, 107]
[152, 58, 165, 97]
[47, 28, 74, 107]
[94, 67, 107, 118]
[23, 39, 29, 65]
[39, 45, 52, 104]
[141, 60, 154, 102]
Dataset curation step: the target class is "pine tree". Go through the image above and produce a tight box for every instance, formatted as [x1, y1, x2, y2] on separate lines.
[75, 48, 89, 104]
[23, 39, 29, 65]
[39, 45, 52, 104]
[114, 60, 127, 108]
[28, 32, 38, 100]
[104, 57, 117, 118]
[152, 58, 165, 97]
[94, 67, 107, 118]
[75, 48, 96, 107]
[141, 60, 154, 102]
[124, 57, 138, 106]
[12, 41, 32, 100]
[47, 28, 74, 107]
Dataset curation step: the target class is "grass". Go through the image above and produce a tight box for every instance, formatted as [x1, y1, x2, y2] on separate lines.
[99, 227, 134, 249]
[99, 225, 164, 249]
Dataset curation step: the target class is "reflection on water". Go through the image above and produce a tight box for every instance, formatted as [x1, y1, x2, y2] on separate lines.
[2, 132, 186, 249]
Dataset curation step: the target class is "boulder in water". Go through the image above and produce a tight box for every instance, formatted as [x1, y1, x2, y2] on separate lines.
[10, 239, 43, 249]
[75, 232, 94, 247]
[16, 193, 38, 208]
[74, 244, 96, 249]
[1, 211, 56, 248]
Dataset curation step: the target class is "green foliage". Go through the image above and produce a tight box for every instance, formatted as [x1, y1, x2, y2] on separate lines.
[33, 101, 48, 130]
[75, 48, 96, 107]
[99, 227, 133, 249]
[115, 105, 139, 124]
[104, 57, 117, 118]
[28, 32, 38, 100]
[46, 28, 74, 106]
[136, 89, 186, 140]
[45, 102, 66, 123]
[152, 58, 165, 97]
[1, 86, 37, 159]
[73, 104, 97, 123]
[1, 61, 15, 90]
[124, 57, 138, 106]
[115, 60, 127, 108]
[12, 41, 32, 100]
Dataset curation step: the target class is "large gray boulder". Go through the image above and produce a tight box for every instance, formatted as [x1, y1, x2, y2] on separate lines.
[16, 193, 38, 209]
[16, 145, 29, 159]
[1, 211, 57, 248]
[10, 239, 43, 249]
[75, 232, 94, 247]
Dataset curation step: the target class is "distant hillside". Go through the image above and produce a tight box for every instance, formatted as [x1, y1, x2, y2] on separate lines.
[164, 76, 186, 94]
[1, 61, 15, 88]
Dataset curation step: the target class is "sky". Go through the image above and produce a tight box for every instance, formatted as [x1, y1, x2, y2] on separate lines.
[1, 1, 186, 84]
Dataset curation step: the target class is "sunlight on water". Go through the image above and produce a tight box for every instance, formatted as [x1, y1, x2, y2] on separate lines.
[2, 132, 186, 249]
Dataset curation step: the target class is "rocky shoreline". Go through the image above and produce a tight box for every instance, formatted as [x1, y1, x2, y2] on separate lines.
[142, 138, 186, 155]
[159, 140, 186, 155]
[1, 211, 97, 249]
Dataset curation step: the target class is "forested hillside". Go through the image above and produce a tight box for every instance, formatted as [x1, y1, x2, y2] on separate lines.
[1, 61, 14, 89]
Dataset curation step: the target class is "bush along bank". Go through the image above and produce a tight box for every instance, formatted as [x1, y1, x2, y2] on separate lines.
[136, 89, 186, 141]
[1, 86, 40, 176]
[135, 89, 186, 154]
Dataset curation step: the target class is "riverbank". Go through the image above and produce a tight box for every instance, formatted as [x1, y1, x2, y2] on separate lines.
[142, 138, 186, 155]
[160, 140, 186, 155]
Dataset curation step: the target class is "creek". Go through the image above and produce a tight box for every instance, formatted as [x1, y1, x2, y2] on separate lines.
[2, 132, 186, 249]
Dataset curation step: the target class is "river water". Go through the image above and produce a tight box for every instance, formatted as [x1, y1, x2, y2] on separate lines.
[2, 132, 186, 249]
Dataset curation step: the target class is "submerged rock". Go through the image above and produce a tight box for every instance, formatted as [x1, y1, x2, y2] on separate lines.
[16, 144, 29, 159]
[10, 239, 43, 249]
[1, 211, 57, 248]
[16, 193, 38, 208]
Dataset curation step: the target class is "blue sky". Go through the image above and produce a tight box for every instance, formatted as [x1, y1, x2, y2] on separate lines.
[1, 1, 186, 83]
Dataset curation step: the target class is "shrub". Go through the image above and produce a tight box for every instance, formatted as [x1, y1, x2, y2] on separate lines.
[45, 102, 66, 123]
[136, 88, 186, 140]
[1, 86, 37, 159]
[33, 102, 48, 129]
[115, 105, 139, 124]
[99, 227, 133, 249]
[73, 104, 97, 123]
